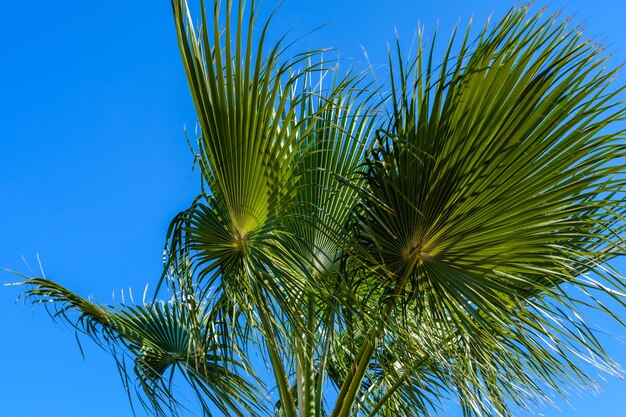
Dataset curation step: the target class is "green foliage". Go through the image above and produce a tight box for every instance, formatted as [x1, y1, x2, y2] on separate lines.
[16, 1, 626, 416]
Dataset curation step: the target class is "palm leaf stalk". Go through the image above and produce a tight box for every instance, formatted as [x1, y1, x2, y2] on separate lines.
[15, 2, 626, 417]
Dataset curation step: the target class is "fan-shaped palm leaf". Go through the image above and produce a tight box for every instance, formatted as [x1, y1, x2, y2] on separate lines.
[332, 5, 626, 417]
[18, 273, 262, 417]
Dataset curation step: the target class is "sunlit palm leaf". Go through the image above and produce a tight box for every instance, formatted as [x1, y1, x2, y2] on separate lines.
[344, 5, 626, 417]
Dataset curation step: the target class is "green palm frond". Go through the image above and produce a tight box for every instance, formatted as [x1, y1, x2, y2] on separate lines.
[19, 276, 263, 417]
[338, 5, 626, 417]
[171, 0, 322, 246]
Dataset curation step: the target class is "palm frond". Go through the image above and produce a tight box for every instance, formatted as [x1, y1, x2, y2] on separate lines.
[345, 5, 626, 416]
[19, 275, 263, 417]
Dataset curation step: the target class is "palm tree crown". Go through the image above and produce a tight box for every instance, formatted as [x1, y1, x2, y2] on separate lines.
[17, 1, 626, 416]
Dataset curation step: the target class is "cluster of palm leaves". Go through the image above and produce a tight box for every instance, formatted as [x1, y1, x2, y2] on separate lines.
[18, 1, 626, 416]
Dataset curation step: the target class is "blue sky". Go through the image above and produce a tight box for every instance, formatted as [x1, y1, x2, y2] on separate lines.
[2, 1, 626, 416]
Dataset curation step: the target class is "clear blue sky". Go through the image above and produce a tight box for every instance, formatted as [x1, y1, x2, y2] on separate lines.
[2, 1, 626, 416]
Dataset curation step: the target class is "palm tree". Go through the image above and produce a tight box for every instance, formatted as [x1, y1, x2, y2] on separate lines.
[17, 1, 626, 416]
